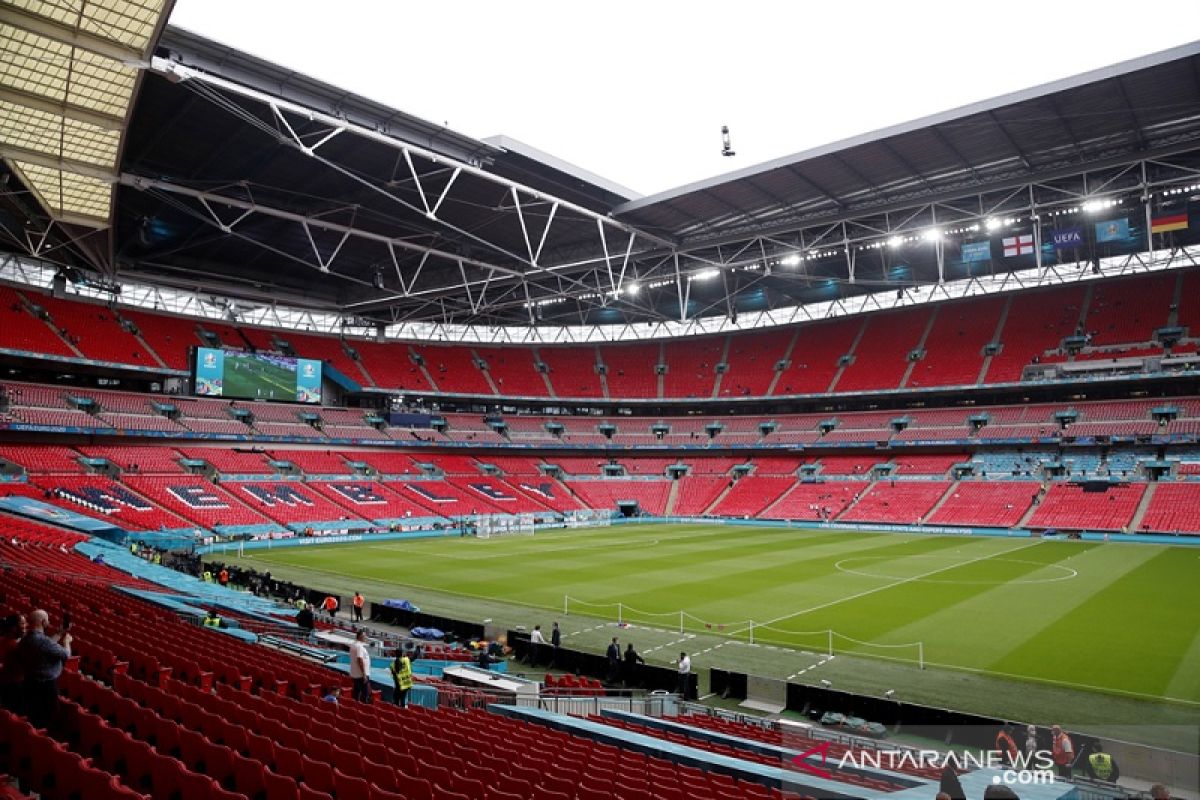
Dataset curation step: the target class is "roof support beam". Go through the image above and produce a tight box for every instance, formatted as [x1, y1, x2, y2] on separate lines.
[0, 86, 125, 131]
[0, 5, 148, 63]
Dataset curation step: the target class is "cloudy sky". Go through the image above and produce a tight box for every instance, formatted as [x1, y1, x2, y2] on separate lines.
[169, 1, 1199, 198]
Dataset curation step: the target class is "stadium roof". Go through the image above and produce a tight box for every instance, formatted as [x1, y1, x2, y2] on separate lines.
[0, 20, 1198, 331]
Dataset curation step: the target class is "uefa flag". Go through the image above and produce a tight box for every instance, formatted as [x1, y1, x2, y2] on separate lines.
[960, 241, 991, 262]
[1095, 218, 1130, 243]
[1151, 213, 1188, 234]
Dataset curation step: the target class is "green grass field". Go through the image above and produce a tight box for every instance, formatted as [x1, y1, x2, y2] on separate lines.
[223, 355, 296, 401]
[229, 524, 1200, 739]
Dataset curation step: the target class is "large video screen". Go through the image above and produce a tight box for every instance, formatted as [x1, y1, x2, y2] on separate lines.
[193, 347, 322, 404]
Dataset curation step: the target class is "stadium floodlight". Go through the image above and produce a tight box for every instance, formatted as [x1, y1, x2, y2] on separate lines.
[922, 228, 943, 241]
[626, 282, 640, 295]
[1082, 198, 1116, 214]
[693, 268, 720, 281]
[781, 253, 801, 267]
[985, 217, 1002, 231]
[887, 236, 904, 249]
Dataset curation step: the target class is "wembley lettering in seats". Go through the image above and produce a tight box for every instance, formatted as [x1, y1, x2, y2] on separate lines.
[242, 484, 314, 507]
[406, 483, 457, 503]
[167, 485, 230, 509]
[328, 484, 386, 505]
[55, 485, 152, 513]
[468, 482, 514, 501]
[519, 481, 557, 499]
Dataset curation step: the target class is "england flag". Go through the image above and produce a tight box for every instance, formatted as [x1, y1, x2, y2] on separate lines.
[1002, 234, 1034, 257]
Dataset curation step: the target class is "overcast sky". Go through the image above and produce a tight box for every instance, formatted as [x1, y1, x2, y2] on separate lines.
[169, 1, 1199, 198]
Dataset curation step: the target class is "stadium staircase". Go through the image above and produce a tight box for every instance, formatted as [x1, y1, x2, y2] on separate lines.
[831, 483, 872, 520]
[664, 479, 682, 515]
[1016, 492, 1043, 528]
[764, 329, 800, 397]
[899, 306, 940, 389]
[530, 347, 557, 397]
[699, 479, 741, 515]
[825, 317, 868, 393]
[918, 482, 960, 523]
[472, 348, 502, 395]
[977, 296, 1012, 384]
[1127, 482, 1158, 532]
[709, 338, 732, 399]
[408, 346, 439, 391]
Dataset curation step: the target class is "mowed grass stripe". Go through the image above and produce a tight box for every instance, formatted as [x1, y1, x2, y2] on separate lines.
[240, 525, 1200, 701]
[989, 546, 1200, 698]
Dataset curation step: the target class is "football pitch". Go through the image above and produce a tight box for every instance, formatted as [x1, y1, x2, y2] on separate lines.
[223, 356, 296, 401]
[231, 524, 1200, 734]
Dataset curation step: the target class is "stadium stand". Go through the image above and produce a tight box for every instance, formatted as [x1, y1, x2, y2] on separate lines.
[600, 342, 661, 399]
[836, 307, 933, 392]
[178, 448, 275, 474]
[908, 295, 1006, 388]
[353, 340, 434, 392]
[477, 346, 546, 396]
[1137, 483, 1200, 535]
[0, 445, 86, 474]
[774, 317, 861, 395]
[984, 284, 1087, 383]
[566, 479, 672, 516]
[709, 476, 796, 517]
[78, 446, 186, 474]
[539, 345, 604, 398]
[1026, 482, 1146, 531]
[837, 481, 952, 524]
[416, 344, 494, 395]
[34, 476, 191, 530]
[927, 482, 1040, 528]
[663, 336, 724, 399]
[0, 286, 78, 358]
[720, 329, 793, 398]
[764, 482, 865, 521]
[123, 475, 276, 527]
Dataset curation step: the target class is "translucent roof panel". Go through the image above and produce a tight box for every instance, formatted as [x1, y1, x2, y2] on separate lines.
[12, 160, 113, 225]
[0, 0, 171, 226]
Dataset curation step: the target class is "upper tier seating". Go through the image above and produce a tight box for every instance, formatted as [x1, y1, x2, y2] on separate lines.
[663, 337, 724, 399]
[891, 454, 966, 474]
[774, 316, 861, 395]
[601, 342, 661, 399]
[1083, 272, 1176, 346]
[272, 450, 352, 474]
[28, 294, 158, 366]
[539, 345, 604, 398]
[118, 308, 200, 370]
[908, 295, 1006, 388]
[720, 329, 793, 398]
[836, 307, 933, 392]
[985, 284, 1086, 383]
[477, 346, 545, 396]
[418, 344, 494, 395]
[353, 340, 434, 392]
[0, 286, 76, 358]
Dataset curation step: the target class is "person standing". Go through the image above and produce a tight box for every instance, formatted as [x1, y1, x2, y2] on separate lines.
[605, 637, 620, 684]
[675, 652, 692, 700]
[995, 725, 1018, 767]
[1085, 742, 1119, 783]
[349, 630, 371, 704]
[295, 605, 315, 640]
[322, 594, 339, 619]
[17, 609, 71, 727]
[529, 625, 546, 666]
[352, 592, 365, 623]
[550, 621, 561, 668]
[1024, 725, 1039, 762]
[622, 642, 645, 688]
[1051, 725, 1075, 779]
[389, 651, 413, 707]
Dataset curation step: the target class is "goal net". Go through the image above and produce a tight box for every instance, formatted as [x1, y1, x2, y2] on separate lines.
[475, 514, 536, 539]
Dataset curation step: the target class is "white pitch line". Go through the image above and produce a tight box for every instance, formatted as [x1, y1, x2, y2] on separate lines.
[732, 539, 1045, 635]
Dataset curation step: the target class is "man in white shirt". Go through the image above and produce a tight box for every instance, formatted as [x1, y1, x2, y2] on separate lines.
[349, 630, 372, 703]
[528, 625, 546, 667]
[676, 652, 691, 700]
